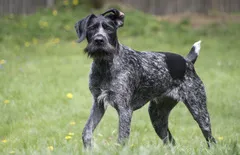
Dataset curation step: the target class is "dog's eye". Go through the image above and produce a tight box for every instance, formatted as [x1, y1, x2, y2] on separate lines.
[87, 25, 97, 31]
[102, 24, 114, 32]
[87, 26, 94, 30]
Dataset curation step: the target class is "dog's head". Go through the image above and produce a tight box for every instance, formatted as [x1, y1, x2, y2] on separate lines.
[75, 8, 125, 59]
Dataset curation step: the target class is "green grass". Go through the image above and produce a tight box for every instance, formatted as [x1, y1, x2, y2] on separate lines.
[0, 4, 240, 155]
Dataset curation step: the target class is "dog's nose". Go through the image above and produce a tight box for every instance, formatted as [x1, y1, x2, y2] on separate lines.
[94, 36, 105, 45]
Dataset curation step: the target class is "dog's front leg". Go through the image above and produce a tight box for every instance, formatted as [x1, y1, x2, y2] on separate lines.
[82, 99, 106, 149]
[116, 106, 133, 145]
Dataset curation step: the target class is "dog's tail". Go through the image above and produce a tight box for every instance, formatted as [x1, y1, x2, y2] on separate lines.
[186, 40, 201, 64]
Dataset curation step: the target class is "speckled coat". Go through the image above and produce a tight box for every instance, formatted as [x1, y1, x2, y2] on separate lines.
[75, 8, 216, 149]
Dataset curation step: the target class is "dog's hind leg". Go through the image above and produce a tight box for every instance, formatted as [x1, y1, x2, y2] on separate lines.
[181, 80, 216, 147]
[148, 97, 178, 145]
[82, 99, 106, 149]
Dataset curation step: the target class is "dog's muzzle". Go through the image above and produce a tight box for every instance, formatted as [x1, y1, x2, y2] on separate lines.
[93, 35, 106, 46]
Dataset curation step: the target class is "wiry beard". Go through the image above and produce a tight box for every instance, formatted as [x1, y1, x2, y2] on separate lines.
[84, 43, 116, 60]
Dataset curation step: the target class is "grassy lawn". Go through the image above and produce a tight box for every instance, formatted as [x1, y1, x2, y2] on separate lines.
[0, 4, 240, 155]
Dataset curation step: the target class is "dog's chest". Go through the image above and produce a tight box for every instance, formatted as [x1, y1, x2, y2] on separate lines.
[89, 70, 110, 92]
[89, 61, 115, 94]
[89, 69, 117, 109]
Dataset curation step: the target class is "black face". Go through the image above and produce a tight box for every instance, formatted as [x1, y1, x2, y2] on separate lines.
[75, 9, 125, 60]
[84, 16, 118, 59]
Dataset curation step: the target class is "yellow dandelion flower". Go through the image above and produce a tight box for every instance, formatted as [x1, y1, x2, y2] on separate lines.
[52, 10, 58, 16]
[71, 41, 76, 47]
[39, 21, 48, 29]
[52, 38, 60, 44]
[44, 21, 48, 27]
[65, 136, 72, 140]
[24, 42, 30, 47]
[72, 0, 79, 6]
[47, 146, 54, 151]
[64, 25, 71, 31]
[218, 136, 223, 141]
[9, 151, 15, 154]
[4, 100, 10, 104]
[0, 59, 6, 64]
[32, 38, 38, 45]
[64, 0, 69, 6]
[1, 139, 7, 143]
[66, 93, 73, 99]
[70, 121, 76, 125]
[68, 132, 74, 136]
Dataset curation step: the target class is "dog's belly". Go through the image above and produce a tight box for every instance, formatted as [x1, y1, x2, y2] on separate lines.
[130, 84, 174, 111]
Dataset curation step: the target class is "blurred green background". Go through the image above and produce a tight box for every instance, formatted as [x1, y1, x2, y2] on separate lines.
[0, 0, 239, 154]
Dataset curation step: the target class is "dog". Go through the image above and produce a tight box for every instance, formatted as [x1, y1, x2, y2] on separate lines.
[75, 8, 216, 148]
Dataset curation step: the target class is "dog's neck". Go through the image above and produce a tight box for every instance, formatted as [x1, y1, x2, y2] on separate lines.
[92, 41, 122, 65]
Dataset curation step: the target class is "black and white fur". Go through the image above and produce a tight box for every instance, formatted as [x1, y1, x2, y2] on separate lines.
[75, 9, 216, 148]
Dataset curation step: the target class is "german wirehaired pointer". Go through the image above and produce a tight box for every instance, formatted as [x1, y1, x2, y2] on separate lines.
[75, 8, 216, 148]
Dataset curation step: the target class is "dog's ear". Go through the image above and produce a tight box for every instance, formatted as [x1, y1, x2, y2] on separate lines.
[75, 14, 96, 43]
[102, 8, 125, 28]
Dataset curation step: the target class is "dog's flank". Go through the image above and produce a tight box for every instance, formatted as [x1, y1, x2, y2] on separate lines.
[75, 8, 216, 149]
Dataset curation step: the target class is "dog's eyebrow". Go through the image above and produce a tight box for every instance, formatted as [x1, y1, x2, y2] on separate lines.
[87, 22, 99, 28]
[102, 22, 114, 29]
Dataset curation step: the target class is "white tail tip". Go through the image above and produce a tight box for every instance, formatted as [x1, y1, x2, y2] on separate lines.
[193, 40, 201, 55]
